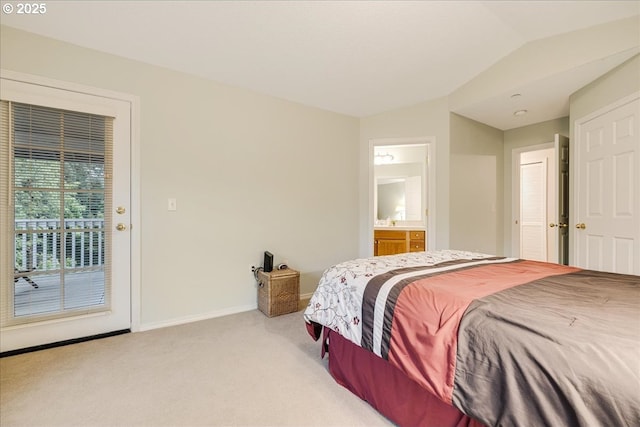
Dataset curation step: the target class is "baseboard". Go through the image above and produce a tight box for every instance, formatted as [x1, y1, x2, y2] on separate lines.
[139, 303, 258, 332]
[140, 294, 313, 332]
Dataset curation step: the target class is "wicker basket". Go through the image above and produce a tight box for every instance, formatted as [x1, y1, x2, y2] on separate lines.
[257, 268, 300, 317]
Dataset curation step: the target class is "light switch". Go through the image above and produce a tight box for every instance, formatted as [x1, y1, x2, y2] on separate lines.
[168, 198, 177, 211]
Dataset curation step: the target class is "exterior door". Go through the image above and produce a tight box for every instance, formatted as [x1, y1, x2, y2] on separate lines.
[0, 76, 131, 353]
[574, 95, 640, 274]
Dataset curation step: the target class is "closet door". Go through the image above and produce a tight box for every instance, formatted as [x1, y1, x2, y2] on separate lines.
[520, 157, 548, 262]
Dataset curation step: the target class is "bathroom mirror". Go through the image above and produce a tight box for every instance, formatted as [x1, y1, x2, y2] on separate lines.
[376, 174, 422, 221]
[374, 143, 426, 226]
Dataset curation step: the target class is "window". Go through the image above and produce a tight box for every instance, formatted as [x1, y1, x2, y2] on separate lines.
[1, 101, 113, 326]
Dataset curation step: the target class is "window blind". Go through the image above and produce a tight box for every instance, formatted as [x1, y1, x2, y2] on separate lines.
[0, 100, 114, 327]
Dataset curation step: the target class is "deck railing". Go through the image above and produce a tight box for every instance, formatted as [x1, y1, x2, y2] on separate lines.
[15, 219, 105, 272]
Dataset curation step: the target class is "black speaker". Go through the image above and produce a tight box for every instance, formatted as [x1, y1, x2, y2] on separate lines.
[264, 251, 274, 273]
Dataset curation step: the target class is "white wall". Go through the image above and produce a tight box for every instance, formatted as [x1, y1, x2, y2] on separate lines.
[0, 25, 360, 328]
[2, 23, 638, 330]
[449, 113, 504, 255]
[570, 55, 640, 123]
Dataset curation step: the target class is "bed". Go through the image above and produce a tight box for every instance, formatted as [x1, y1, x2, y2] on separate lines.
[303, 250, 640, 427]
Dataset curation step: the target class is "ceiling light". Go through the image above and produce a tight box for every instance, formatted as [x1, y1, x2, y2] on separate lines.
[513, 109, 528, 116]
[374, 153, 394, 165]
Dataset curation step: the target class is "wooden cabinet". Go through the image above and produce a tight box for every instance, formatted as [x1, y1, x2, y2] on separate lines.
[409, 230, 425, 252]
[375, 230, 407, 256]
[374, 229, 425, 256]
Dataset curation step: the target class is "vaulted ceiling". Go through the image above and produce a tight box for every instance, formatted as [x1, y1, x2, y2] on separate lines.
[2, 1, 639, 129]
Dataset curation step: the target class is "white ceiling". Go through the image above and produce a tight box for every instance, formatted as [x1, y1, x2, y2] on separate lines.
[2, 1, 639, 129]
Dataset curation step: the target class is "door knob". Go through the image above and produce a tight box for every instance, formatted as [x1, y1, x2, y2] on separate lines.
[558, 223, 568, 228]
[116, 223, 127, 231]
[116, 206, 126, 215]
[575, 223, 586, 229]
[549, 223, 557, 228]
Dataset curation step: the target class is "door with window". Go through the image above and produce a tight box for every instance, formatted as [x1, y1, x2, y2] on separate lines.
[0, 76, 131, 353]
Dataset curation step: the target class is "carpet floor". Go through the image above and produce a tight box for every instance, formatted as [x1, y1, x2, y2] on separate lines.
[0, 308, 393, 426]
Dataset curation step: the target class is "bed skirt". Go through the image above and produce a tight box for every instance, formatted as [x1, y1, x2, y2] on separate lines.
[326, 329, 485, 427]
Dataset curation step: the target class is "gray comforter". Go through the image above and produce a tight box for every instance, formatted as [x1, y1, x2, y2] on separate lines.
[453, 269, 640, 427]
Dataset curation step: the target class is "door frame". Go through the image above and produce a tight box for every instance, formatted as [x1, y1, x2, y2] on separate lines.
[368, 137, 436, 255]
[0, 69, 141, 334]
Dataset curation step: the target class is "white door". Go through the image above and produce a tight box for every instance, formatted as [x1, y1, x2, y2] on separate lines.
[514, 135, 569, 264]
[520, 158, 548, 261]
[520, 148, 558, 262]
[574, 95, 640, 274]
[0, 76, 131, 353]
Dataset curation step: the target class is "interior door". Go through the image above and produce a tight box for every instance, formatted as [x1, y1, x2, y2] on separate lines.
[520, 158, 548, 261]
[0, 77, 131, 353]
[515, 134, 568, 264]
[520, 145, 561, 263]
[575, 96, 640, 274]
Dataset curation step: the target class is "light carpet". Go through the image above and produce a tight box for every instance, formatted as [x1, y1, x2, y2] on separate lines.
[0, 308, 392, 426]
